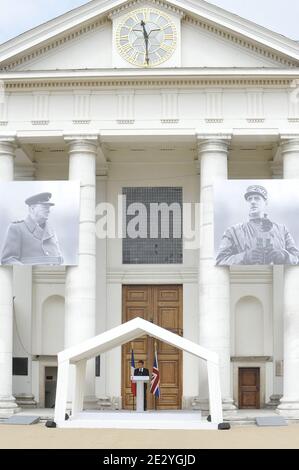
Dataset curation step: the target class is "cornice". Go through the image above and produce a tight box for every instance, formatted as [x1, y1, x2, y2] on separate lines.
[108, 0, 185, 19]
[0, 19, 109, 72]
[4, 79, 295, 90]
[1, 0, 299, 71]
[32, 266, 66, 284]
[2, 67, 299, 80]
[231, 356, 273, 363]
[107, 267, 197, 283]
[0, 1, 297, 71]
[179, 0, 299, 60]
[107, 266, 274, 284]
[1, 70, 298, 91]
[183, 16, 297, 68]
[230, 266, 272, 284]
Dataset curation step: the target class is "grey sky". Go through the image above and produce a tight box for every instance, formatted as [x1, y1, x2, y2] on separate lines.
[0, 0, 298, 45]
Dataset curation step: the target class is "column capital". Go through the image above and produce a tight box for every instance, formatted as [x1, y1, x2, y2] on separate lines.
[196, 133, 231, 148]
[64, 134, 99, 146]
[0, 137, 17, 166]
[0, 136, 18, 149]
[280, 134, 299, 141]
[65, 135, 100, 161]
[196, 133, 232, 143]
[280, 135, 299, 155]
[196, 133, 231, 159]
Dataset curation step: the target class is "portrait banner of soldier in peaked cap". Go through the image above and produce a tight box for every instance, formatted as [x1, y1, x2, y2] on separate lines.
[214, 180, 299, 266]
[0, 182, 80, 266]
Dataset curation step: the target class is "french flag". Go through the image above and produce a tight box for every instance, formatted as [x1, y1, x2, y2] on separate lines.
[131, 349, 136, 397]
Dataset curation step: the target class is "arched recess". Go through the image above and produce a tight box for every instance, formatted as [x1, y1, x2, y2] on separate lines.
[42, 295, 65, 355]
[235, 296, 264, 356]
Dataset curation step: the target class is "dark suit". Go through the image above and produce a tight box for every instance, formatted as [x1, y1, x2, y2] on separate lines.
[134, 367, 149, 411]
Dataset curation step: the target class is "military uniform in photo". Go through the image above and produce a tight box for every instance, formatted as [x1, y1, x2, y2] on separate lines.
[1, 192, 63, 266]
[216, 185, 299, 266]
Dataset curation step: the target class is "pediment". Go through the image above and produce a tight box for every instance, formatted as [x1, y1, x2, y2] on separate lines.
[0, 0, 298, 71]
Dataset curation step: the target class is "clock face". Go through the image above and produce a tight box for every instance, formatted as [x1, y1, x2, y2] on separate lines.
[116, 8, 177, 67]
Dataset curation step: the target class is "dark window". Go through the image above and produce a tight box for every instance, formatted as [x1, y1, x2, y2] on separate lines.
[95, 356, 101, 377]
[13, 357, 28, 376]
[123, 187, 183, 264]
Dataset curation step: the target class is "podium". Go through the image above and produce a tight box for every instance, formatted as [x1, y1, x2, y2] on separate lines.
[131, 376, 150, 412]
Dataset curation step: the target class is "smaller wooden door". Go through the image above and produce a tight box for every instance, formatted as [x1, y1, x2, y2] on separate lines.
[238, 368, 260, 409]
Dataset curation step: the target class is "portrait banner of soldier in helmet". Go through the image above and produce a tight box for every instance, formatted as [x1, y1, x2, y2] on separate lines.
[214, 180, 299, 266]
[0, 181, 80, 266]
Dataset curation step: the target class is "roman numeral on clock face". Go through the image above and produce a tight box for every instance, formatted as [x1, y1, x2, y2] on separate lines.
[122, 43, 133, 54]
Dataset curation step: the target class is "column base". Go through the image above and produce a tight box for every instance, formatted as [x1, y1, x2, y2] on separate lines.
[97, 396, 113, 411]
[15, 394, 37, 409]
[191, 397, 237, 414]
[66, 395, 99, 413]
[265, 394, 282, 409]
[0, 396, 20, 418]
[83, 395, 100, 410]
[277, 399, 299, 419]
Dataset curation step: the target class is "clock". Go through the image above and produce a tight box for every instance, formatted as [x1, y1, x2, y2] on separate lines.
[116, 7, 177, 67]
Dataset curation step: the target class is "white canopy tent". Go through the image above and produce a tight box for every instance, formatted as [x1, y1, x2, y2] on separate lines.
[54, 317, 223, 428]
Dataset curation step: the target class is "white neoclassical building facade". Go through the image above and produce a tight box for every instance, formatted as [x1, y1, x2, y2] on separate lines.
[1, 0, 299, 418]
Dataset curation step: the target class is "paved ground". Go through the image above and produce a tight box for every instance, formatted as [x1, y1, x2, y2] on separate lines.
[0, 423, 299, 449]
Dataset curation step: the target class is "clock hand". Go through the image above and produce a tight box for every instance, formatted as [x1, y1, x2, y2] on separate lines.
[148, 29, 160, 36]
[133, 21, 161, 65]
[140, 20, 150, 65]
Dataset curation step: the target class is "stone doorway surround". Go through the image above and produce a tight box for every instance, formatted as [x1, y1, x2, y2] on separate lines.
[35, 356, 58, 409]
[231, 356, 273, 409]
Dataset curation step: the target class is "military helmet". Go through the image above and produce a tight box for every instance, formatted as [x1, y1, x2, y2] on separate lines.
[244, 185, 268, 201]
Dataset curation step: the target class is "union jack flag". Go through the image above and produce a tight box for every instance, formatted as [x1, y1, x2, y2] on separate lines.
[131, 349, 136, 397]
[150, 349, 160, 398]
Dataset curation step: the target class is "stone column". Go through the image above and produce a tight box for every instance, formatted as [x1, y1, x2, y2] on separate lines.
[65, 136, 98, 407]
[197, 135, 235, 412]
[278, 138, 299, 418]
[0, 138, 19, 416]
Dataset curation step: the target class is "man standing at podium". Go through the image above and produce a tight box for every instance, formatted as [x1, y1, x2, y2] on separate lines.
[134, 360, 149, 411]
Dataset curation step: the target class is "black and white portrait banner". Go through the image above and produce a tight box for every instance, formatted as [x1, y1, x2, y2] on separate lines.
[214, 180, 299, 266]
[0, 181, 80, 266]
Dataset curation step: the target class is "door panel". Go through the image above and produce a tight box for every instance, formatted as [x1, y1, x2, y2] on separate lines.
[238, 368, 260, 409]
[122, 285, 182, 410]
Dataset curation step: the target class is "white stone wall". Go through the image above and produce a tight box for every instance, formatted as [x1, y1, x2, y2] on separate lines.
[12, 266, 32, 396]
[10, 153, 285, 406]
[103, 161, 199, 402]
[230, 267, 276, 404]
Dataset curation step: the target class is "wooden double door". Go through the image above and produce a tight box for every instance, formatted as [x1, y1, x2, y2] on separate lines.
[122, 285, 183, 410]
